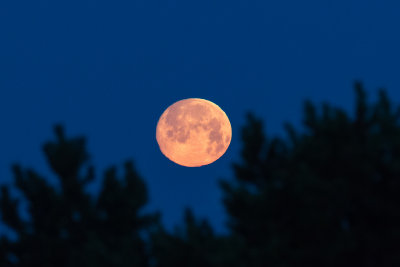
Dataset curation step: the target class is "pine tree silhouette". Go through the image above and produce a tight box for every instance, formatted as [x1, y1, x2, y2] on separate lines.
[2, 82, 400, 267]
[0, 126, 157, 267]
[220, 82, 400, 267]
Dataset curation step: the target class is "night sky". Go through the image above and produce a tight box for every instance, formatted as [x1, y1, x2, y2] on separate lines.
[1, 0, 400, 233]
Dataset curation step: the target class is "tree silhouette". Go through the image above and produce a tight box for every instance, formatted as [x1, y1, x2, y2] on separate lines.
[150, 208, 242, 267]
[0, 126, 157, 267]
[1, 82, 400, 267]
[220, 82, 400, 267]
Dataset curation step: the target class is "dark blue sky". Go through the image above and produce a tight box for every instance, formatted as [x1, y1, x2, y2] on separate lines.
[1, 0, 400, 233]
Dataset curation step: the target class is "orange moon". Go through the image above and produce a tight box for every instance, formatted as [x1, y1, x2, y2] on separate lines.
[156, 98, 232, 167]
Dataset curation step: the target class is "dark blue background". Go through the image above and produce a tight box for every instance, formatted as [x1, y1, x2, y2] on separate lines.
[1, 0, 400, 233]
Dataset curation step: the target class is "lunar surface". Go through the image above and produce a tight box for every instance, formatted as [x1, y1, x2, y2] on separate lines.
[156, 98, 232, 167]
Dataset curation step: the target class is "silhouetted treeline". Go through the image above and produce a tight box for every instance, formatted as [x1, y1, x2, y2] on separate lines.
[1, 82, 400, 267]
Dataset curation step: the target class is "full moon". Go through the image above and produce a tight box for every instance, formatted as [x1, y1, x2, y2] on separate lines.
[156, 98, 232, 167]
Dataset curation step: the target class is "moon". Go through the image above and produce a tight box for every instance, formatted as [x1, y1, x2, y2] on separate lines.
[156, 98, 232, 167]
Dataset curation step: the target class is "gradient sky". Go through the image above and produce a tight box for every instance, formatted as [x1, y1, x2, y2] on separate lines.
[1, 0, 400, 234]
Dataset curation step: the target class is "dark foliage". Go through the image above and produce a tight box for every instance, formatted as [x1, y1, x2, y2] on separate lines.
[0, 126, 156, 267]
[220, 82, 400, 267]
[1, 82, 400, 266]
[150, 208, 242, 267]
